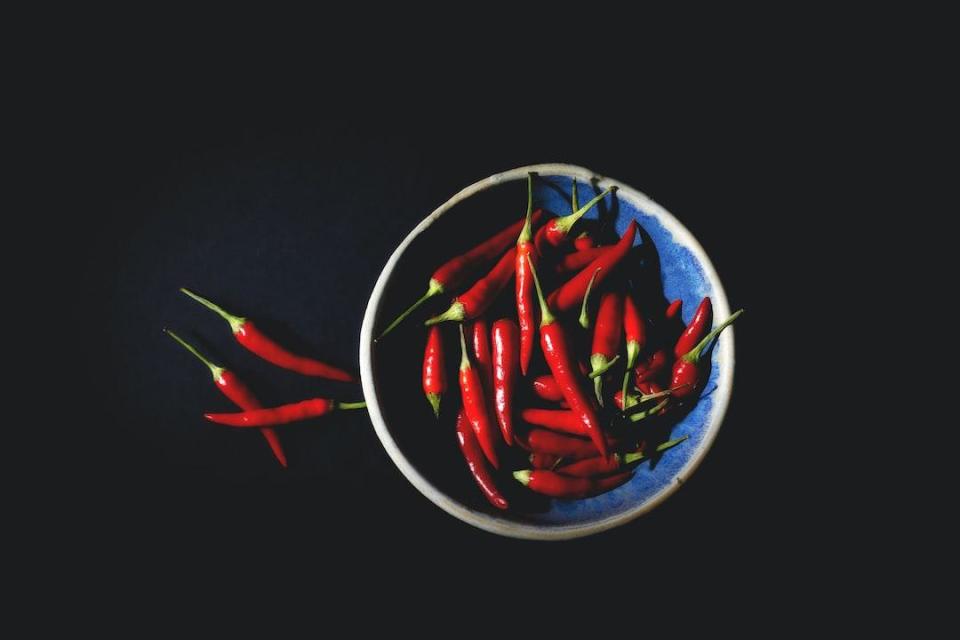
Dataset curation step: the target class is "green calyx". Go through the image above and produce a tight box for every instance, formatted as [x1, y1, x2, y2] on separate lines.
[458, 323, 471, 372]
[180, 288, 246, 334]
[378, 279, 446, 340]
[551, 185, 615, 237]
[578, 268, 601, 330]
[165, 328, 224, 380]
[424, 300, 466, 326]
[682, 309, 744, 363]
[426, 393, 441, 418]
[526, 255, 555, 327]
[518, 173, 535, 245]
[622, 435, 689, 464]
[513, 469, 532, 486]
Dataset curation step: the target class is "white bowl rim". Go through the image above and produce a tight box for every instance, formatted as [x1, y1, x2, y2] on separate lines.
[359, 163, 735, 540]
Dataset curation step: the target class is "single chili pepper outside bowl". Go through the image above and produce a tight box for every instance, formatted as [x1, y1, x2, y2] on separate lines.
[360, 163, 737, 540]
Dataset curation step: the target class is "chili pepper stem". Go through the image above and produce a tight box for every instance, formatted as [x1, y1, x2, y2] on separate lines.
[513, 469, 532, 486]
[337, 401, 367, 410]
[426, 393, 441, 418]
[622, 435, 689, 464]
[628, 398, 670, 422]
[518, 173, 535, 244]
[377, 279, 445, 340]
[682, 309, 744, 363]
[458, 323, 470, 370]
[587, 354, 620, 379]
[551, 186, 615, 236]
[621, 387, 675, 415]
[620, 340, 641, 410]
[526, 255, 555, 327]
[578, 268, 602, 330]
[424, 300, 466, 326]
[571, 179, 579, 211]
[165, 329, 224, 380]
[180, 288, 246, 334]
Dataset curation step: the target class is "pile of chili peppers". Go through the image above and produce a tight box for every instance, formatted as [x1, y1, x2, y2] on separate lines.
[379, 174, 743, 509]
[166, 289, 365, 467]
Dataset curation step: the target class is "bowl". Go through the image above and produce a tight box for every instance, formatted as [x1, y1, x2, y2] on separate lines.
[359, 163, 735, 540]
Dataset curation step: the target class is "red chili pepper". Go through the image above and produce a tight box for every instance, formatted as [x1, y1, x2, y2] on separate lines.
[671, 309, 743, 400]
[588, 290, 624, 404]
[422, 325, 446, 418]
[531, 375, 565, 403]
[425, 248, 517, 325]
[527, 256, 609, 458]
[470, 319, 494, 397]
[635, 380, 665, 396]
[554, 246, 610, 276]
[547, 220, 638, 312]
[530, 452, 562, 470]
[513, 469, 633, 499]
[180, 289, 356, 382]
[620, 293, 648, 405]
[555, 436, 688, 477]
[666, 299, 683, 320]
[492, 318, 519, 446]
[518, 428, 616, 460]
[455, 410, 509, 510]
[458, 324, 500, 468]
[521, 408, 590, 437]
[634, 349, 669, 384]
[166, 330, 288, 467]
[578, 268, 602, 330]
[204, 397, 367, 427]
[378, 210, 545, 338]
[674, 297, 713, 358]
[574, 232, 596, 251]
[534, 182, 614, 253]
[516, 173, 538, 376]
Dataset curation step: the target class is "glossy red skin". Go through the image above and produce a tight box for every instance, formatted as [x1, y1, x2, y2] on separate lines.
[592, 291, 623, 359]
[548, 221, 637, 312]
[455, 410, 508, 510]
[422, 326, 446, 396]
[516, 239, 537, 375]
[555, 455, 623, 478]
[530, 452, 561, 469]
[457, 247, 517, 319]
[634, 349, 669, 384]
[470, 320, 494, 396]
[531, 375, 565, 402]
[205, 398, 335, 427]
[636, 381, 664, 396]
[574, 235, 596, 251]
[524, 428, 615, 460]
[623, 293, 647, 352]
[555, 247, 610, 275]
[540, 321, 609, 458]
[460, 354, 500, 468]
[521, 408, 589, 437]
[666, 299, 683, 320]
[492, 319, 519, 445]
[215, 370, 286, 467]
[433, 210, 543, 291]
[670, 359, 699, 400]
[524, 470, 633, 499]
[674, 297, 712, 358]
[235, 321, 356, 382]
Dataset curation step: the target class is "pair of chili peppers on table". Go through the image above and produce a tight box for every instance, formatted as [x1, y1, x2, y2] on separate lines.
[168, 289, 365, 467]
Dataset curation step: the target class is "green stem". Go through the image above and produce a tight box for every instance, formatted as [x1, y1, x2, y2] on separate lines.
[526, 255, 555, 327]
[424, 301, 465, 326]
[571, 178, 579, 211]
[426, 393, 441, 418]
[620, 340, 640, 409]
[338, 401, 367, 410]
[551, 186, 615, 236]
[628, 398, 670, 423]
[518, 173, 535, 244]
[622, 387, 673, 415]
[180, 288, 246, 334]
[377, 279, 445, 340]
[578, 268, 601, 329]
[513, 469, 532, 485]
[587, 354, 620, 379]
[458, 323, 471, 371]
[622, 435, 689, 464]
[165, 329, 223, 379]
[682, 309, 744, 363]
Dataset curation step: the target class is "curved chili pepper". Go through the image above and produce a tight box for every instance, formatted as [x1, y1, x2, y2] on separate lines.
[521, 408, 590, 437]
[620, 293, 647, 406]
[589, 290, 624, 405]
[666, 299, 683, 320]
[574, 232, 596, 251]
[547, 220, 637, 312]
[180, 288, 356, 382]
[674, 297, 713, 358]
[378, 210, 544, 339]
[166, 330, 287, 468]
[555, 436, 689, 477]
[527, 256, 609, 458]
[516, 173, 537, 376]
[422, 325, 446, 418]
[458, 324, 500, 468]
[555, 246, 611, 276]
[513, 469, 633, 499]
[578, 268, 602, 330]
[492, 318, 519, 446]
[534, 183, 614, 254]
[531, 375, 565, 403]
[425, 248, 517, 325]
[530, 452, 562, 470]
[672, 309, 743, 400]
[204, 398, 367, 427]
[455, 410, 509, 510]
[470, 319, 494, 397]
[634, 349, 669, 384]
[518, 428, 616, 460]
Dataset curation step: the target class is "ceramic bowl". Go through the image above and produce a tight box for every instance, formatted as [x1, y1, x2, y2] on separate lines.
[359, 163, 735, 540]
